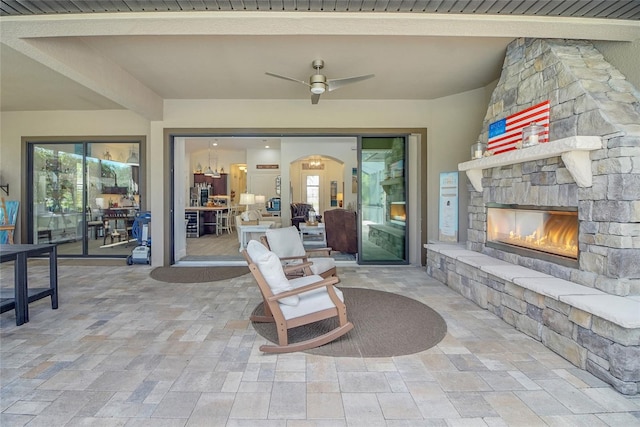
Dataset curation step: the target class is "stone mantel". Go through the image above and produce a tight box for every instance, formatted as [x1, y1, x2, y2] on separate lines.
[458, 136, 602, 192]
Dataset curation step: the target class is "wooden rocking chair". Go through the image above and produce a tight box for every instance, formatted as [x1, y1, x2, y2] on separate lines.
[243, 240, 353, 354]
[260, 226, 337, 279]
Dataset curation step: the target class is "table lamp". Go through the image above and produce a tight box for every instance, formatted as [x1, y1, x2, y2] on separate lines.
[239, 193, 255, 216]
[337, 192, 344, 207]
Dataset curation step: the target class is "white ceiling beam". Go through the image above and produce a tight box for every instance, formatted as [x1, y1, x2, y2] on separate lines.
[1, 35, 164, 120]
[1, 11, 638, 41]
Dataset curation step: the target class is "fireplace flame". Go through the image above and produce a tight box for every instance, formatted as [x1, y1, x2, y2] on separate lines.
[489, 209, 578, 259]
[390, 203, 406, 222]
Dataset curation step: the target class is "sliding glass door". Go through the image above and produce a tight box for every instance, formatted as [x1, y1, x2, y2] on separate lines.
[358, 136, 408, 264]
[29, 140, 141, 257]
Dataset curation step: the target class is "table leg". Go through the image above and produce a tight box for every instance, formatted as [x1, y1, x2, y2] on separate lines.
[49, 246, 58, 309]
[240, 230, 247, 252]
[14, 252, 28, 325]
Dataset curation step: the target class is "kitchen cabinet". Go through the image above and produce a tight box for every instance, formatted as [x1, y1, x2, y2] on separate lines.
[194, 173, 228, 196]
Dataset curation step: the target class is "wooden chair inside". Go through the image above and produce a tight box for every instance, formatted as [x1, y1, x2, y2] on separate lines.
[216, 208, 232, 235]
[243, 240, 353, 354]
[259, 226, 337, 279]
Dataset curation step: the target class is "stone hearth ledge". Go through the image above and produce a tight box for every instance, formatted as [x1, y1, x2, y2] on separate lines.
[426, 242, 640, 394]
[426, 243, 640, 328]
[458, 136, 602, 192]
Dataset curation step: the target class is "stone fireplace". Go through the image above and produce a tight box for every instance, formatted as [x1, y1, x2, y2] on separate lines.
[427, 38, 640, 395]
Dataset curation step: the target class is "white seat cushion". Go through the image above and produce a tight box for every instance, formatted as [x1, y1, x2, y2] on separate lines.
[266, 226, 335, 275]
[247, 240, 299, 306]
[279, 275, 344, 320]
[309, 257, 336, 275]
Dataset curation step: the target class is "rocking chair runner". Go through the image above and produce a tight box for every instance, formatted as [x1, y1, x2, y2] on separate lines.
[244, 240, 353, 354]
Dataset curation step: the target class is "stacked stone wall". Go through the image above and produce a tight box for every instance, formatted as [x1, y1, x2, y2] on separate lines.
[467, 38, 640, 296]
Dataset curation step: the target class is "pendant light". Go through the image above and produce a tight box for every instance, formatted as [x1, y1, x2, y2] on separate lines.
[211, 140, 221, 178]
[204, 141, 215, 176]
[126, 144, 139, 165]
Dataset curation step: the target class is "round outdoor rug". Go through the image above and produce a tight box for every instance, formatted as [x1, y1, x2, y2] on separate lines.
[251, 287, 447, 357]
[150, 266, 249, 283]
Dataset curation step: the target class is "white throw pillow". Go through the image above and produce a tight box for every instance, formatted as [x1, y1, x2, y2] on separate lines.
[247, 239, 269, 260]
[247, 240, 299, 306]
[266, 226, 306, 258]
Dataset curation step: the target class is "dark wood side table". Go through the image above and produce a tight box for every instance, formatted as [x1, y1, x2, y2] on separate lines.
[0, 244, 58, 326]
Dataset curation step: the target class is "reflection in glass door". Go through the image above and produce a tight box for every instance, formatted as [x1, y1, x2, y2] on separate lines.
[32, 143, 85, 256]
[29, 141, 141, 257]
[358, 136, 408, 264]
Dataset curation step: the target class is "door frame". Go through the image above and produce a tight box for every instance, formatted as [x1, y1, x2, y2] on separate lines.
[22, 135, 146, 256]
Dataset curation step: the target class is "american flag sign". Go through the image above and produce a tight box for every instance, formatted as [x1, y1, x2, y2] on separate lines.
[487, 100, 550, 154]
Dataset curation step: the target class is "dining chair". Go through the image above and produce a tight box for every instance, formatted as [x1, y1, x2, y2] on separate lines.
[216, 208, 232, 235]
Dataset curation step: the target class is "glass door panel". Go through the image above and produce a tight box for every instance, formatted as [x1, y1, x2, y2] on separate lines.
[86, 143, 140, 256]
[32, 143, 84, 254]
[358, 137, 407, 264]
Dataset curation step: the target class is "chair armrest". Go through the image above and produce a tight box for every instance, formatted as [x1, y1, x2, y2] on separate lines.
[279, 255, 308, 262]
[283, 261, 312, 274]
[267, 276, 340, 302]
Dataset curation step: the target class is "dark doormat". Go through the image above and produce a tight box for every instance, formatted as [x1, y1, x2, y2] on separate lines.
[150, 266, 249, 283]
[252, 287, 447, 357]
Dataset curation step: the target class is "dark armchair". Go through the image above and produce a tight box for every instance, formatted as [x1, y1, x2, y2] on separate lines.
[290, 202, 321, 230]
[323, 208, 357, 254]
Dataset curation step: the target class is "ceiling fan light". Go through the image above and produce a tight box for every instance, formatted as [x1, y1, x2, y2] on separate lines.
[310, 83, 325, 95]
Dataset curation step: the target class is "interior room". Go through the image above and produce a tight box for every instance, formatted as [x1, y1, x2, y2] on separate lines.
[175, 135, 405, 264]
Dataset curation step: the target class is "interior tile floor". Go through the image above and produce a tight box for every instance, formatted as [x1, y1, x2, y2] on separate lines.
[1, 262, 639, 426]
[47, 220, 393, 265]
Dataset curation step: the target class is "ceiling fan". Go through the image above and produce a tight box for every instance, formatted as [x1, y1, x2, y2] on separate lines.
[265, 59, 375, 104]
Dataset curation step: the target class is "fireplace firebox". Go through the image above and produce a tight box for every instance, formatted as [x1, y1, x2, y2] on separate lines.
[486, 204, 578, 267]
[390, 202, 406, 226]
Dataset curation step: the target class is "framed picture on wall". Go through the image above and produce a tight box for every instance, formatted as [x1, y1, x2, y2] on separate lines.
[330, 181, 337, 206]
[438, 172, 459, 242]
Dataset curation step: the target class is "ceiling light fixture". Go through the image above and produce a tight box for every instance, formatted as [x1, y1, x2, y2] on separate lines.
[310, 82, 325, 95]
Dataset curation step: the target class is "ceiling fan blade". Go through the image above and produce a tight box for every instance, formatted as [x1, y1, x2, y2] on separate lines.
[327, 74, 375, 92]
[265, 72, 310, 88]
[311, 93, 321, 104]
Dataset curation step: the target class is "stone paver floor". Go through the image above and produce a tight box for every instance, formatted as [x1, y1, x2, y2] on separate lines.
[1, 263, 639, 426]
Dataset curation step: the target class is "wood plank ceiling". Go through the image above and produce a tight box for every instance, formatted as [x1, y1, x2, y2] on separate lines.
[1, 0, 639, 20]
